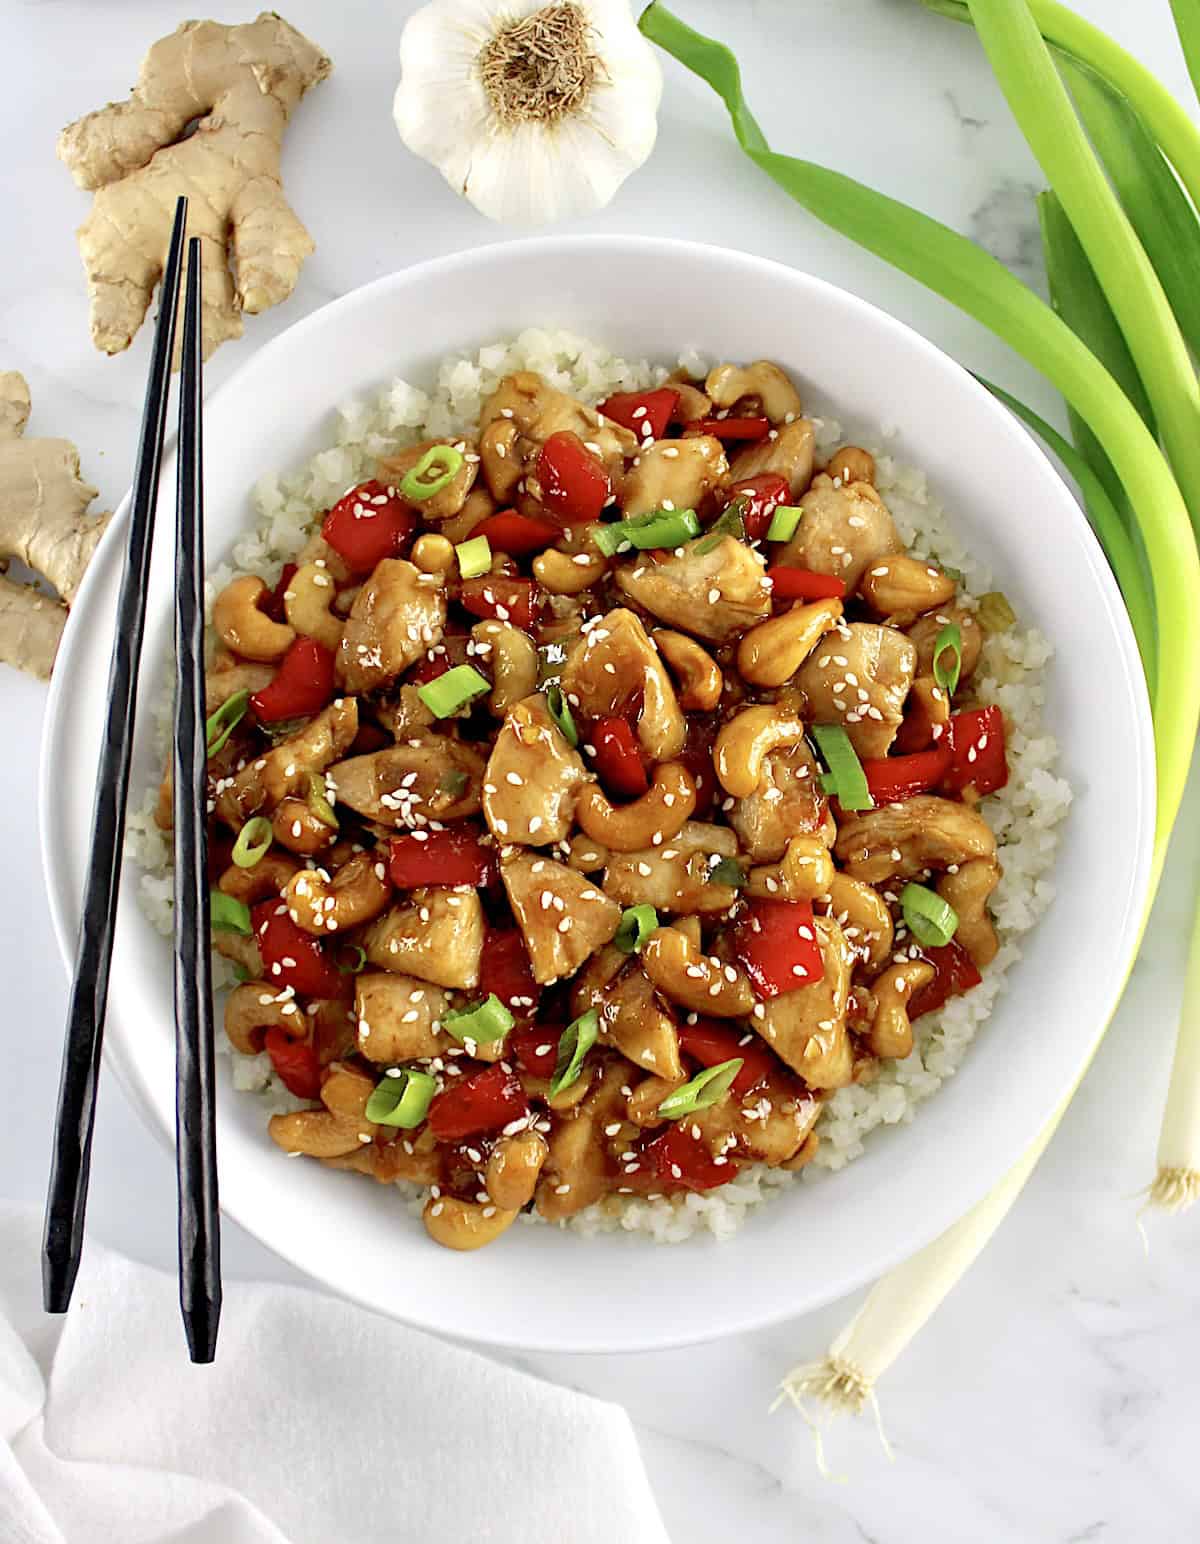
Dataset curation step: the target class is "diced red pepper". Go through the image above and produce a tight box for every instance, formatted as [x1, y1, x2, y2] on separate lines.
[589, 716, 649, 800]
[677, 1018, 776, 1096]
[861, 746, 953, 806]
[645, 1123, 738, 1192]
[263, 1028, 322, 1100]
[766, 565, 847, 602]
[459, 575, 541, 631]
[261, 563, 298, 623]
[943, 705, 1008, 797]
[732, 899, 825, 1000]
[478, 927, 541, 1015]
[723, 473, 792, 541]
[909, 939, 983, 1020]
[536, 431, 611, 526]
[427, 1064, 529, 1142]
[694, 416, 771, 442]
[510, 1024, 561, 1079]
[252, 901, 346, 999]
[470, 510, 560, 556]
[249, 637, 336, 724]
[598, 387, 679, 441]
[321, 479, 418, 573]
[388, 827, 496, 889]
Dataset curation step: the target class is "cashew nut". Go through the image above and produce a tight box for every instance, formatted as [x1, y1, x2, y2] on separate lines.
[480, 418, 523, 503]
[714, 704, 808, 799]
[704, 359, 803, 424]
[283, 852, 392, 935]
[532, 547, 606, 595]
[626, 1074, 686, 1127]
[576, 763, 697, 853]
[641, 927, 755, 1017]
[908, 605, 983, 681]
[820, 873, 894, 972]
[422, 1195, 519, 1251]
[218, 852, 300, 905]
[212, 574, 296, 662]
[223, 980, 311, 1054]
[213, 928, 262, 980]
[471, 620, 538, 716]
[826, 445, 876, 485]
[866, 961, 935, 1059]
[937, 857, 1001, 967]
[672, 915, 703, 950]
[781, 1130, 821, 1171]
[411, 533, 456, 575]
[896, 676, 952, 753]
[746, 834, 834, 903]
[377, 438, 479, 521]
[666, 372, 713, 422]
[485, 1129, 550, 1210]
[272, 796, 338, 855]
[654, 629, 724, 710]
[564, 833, 609, 872]
[268, 1063, 376, 1158]
[283, 563, 343, 653]
[736, 599, 843, 688]
[860, 554, 956, 620]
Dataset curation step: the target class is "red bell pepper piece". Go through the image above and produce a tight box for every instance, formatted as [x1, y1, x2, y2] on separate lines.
[427, 1065, 529, 1142]
[862, 746, 953, 806]
[733, 899, 825, 1000]
[510, 1024, 561, 1079]
[249, 637, 336, 724]
[263, 1027, 322, 1100]
[645, 1123, 738, 1192]
[589, 716, 649, 800]
[723, 473, 792, 541]
[943, 705, 1008, 797]
[470, 510, 560, 556]
[478, 927, 541, 1014]
[598, 387, 679, 440]
[388, 827, 496, 889]
[766, 565, 847, 602]
[252, 901, 346, 999]
[459, 575, 541, 631]
[261, 563, 298, 623]
[677, 1019, 776, 1097]
[694, 416, 771, 442]
[909, 939, 983, 1020]
[321, 479, 418, 573]
[537, 431, 611, 526]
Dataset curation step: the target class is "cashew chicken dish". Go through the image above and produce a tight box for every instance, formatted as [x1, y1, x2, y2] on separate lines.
[184, 357, 1013, 1253]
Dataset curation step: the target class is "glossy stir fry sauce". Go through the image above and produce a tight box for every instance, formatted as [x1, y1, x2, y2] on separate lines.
[190, 360, 1010, 1252]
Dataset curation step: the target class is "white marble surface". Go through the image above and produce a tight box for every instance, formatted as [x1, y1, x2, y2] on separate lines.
[3, 0, 1200, 1537]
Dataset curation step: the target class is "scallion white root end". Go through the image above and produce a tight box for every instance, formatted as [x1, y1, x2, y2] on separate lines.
[1147, 1166, 1200, 1213]
[1151, 897, 1200, 1216]
[772, 1356, 894, 1475]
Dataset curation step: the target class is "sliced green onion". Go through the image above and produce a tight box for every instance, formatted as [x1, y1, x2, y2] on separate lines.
[766, 504, 804, 542]
[442, 993, 514, 1045]
[549, 1009, 600, 1098]
[614, 904, 658, 954]
[977, 592, 1016, 633]
[658, 1058, 744, 1119]
[594, 508, 701, 555]
[456, 535, 491, 580]
[810, 723, 873, 811]
[210, 890, 251, 935]
[399, 443, 464, 502]
[307, 772, 338, 830]
[708, 856, 745, 888]
[592, 522, 631, 557]
[438, 768, 470, 797]
[232, 816, 273, 869]
[417, 663, 490, 718]
[365, 1068, 437, 1128]
[696, 503, 747, 554]
[932, 623, 962, 696]
[900, 882, 959, 949]
[544, 684, 579, 746]
[206, 690, 249, 756]
[337, 944, 367, 976]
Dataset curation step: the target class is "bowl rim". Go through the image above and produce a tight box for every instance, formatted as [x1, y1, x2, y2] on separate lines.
[39, 234, 1156, 1351]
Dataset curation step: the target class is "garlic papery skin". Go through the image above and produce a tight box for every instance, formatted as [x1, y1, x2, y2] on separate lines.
[394, 0, 662, 225]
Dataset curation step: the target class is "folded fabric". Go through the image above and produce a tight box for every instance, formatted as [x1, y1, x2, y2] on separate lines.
[0, 1204, 669, 1544]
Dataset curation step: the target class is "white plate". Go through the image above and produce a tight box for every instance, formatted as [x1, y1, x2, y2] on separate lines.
[40, 237, 1154, 1352]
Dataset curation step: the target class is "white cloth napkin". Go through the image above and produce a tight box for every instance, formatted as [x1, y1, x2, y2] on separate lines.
[0, 1204, 669, 1544]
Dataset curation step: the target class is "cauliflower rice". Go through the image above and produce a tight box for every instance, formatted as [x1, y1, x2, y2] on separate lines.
[126, 329, 1072, 1245]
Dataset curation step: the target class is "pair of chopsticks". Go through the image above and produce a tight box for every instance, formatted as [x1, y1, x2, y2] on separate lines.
[43, 197, 222, 1363]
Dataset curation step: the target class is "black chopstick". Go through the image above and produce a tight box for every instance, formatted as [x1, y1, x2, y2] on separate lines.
[43, 197, 189, 1315]
[173, 237, 222, 1362]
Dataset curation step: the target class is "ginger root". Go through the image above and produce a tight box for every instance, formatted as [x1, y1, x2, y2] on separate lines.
[58, 12, 331, 361]
[0, 372, 109, 679]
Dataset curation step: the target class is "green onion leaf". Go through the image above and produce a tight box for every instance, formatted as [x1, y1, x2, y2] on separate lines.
[549, 1009, 600, 1098]
[708, 856, 745, 888]
[810, 723, 873, 811]
[442, 993, 514, 1045]
[900, 882, 959, 949]
[456, 535, 492, 580]
[210, 890, 252, 936]
[766, 504, 803, 542]
[696, 502, 747, 554]
[365, 1068, 438, 1128]
[543, 684, 579, 746]
[232, 816, 273, 869]
[592, 522, 631, 557]
[932, 623, 962, 696]
[206, 690, 249, 756]
[417, 663, 490, 718]
[307, 772, 339, 830]
[399, 444, 465, 502]
[614, 904, 659, 954]
[594, 508, 701, 555]
[336, 944, 367, 976]
[658, 1058, 744, 1119]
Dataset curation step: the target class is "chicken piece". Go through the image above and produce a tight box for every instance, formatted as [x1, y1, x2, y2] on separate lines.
[372, 684, 434, 741]
[363, 888, 484, 990]
[694, 1069, 821, 1166]
[615, 536, 771, 644]
[559, 608, 684, 761]
[597, 963, 684, 1081]
[206, 657, 274, 710]
[482, 694, 588, 845]
[796, 621, 917, 759]
[480, 371, 636, 478]
[216, 698, 359, 825]
[326, 734, 485, 827]
[776, 472, 902, 592]
[906, 603, 984, 682]
[603, 820, 741, 914]
[325, 1130, 441, 1186]
[354, 972, 449, 1063]
[501, 852, 621, 985]
[377, 437, 479, 522]
[728, 738, 829, 863]
[336, 559, 446, 693]
[834, 795, 998, 883]
[728, 419, 816, 497]
[536, 1057, 629, 1220]
[755, 917, 855, 1088]
[619, 435, 728, 519]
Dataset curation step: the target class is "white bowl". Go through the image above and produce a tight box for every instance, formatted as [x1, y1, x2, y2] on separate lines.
[40, 238, 1154, 1352]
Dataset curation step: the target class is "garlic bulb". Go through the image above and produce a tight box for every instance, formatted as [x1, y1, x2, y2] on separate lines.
[394, 0, 662, 225]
